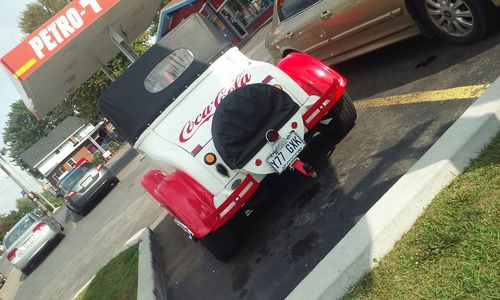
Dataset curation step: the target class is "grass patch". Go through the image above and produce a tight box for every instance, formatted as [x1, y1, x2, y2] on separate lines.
[78, 245, 139, 300]
[347, 133, 500, 299]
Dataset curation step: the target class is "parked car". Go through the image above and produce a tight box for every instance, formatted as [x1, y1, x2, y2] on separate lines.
[4, 209, 64, 274]
[0, 272, 6, 289]
[266, 0, 500, 64]
[98, 14, 356, 261]
[58, 162, 119, 215]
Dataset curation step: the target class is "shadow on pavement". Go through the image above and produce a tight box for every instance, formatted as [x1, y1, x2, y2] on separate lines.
[153, 105, 459, 299]
[336, 21, 500, 100]
[106, 146, 139, 176]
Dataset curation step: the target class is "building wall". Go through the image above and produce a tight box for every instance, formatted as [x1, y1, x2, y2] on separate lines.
[37, 123, 96, 175]
[47, 143, 94, 187]
[170, 1, 205, 28]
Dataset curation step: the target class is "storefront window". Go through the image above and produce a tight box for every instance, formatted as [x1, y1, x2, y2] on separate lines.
[222, 0, 273, 29]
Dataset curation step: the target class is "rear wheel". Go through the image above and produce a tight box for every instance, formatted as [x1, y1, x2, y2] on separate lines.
[319, 93, 357, 139]
[65, 203, 81, 216]
[200, 227, 240, 261]
[415, 0, 496, 43]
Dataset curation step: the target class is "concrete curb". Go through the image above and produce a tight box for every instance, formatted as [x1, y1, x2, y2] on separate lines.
[137, 228, 168, 300]
[287, 77, 500, 300]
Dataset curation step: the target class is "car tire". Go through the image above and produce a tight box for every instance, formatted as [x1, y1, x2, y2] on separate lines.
[65, 203, 81, 216]
[111, 177, 120, 186]
[414, 0, 496, 43]
[320, 92, 357, 139]
[200, 227, 240, 261]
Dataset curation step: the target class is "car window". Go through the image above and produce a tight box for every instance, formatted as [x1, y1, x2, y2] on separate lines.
[58, 163, 93, 193]
[4, 215, 36, 249]
[278, 0, 321, 20]
[144, 48, 194, 93]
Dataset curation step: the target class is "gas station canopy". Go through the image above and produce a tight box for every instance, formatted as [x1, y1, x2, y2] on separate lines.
[1, 0, 162, 118]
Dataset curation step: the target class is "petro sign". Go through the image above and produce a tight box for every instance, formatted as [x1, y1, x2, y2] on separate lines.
[1, 0, 118, 80]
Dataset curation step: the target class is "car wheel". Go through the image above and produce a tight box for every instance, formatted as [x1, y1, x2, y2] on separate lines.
[65, 203, 81, 216]
[200, 227, 240, 261]
[415, 0, 496, 43]
[111, 177, 120, 186]
[320, 92, 357, 139]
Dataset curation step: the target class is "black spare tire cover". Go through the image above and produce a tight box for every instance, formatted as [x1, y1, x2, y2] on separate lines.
[211, 83, 299, 169]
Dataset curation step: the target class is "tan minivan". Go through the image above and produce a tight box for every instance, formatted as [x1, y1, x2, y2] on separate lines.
[266, 0, 500, 64]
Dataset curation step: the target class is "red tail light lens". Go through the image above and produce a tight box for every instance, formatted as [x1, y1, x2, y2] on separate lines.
[66, 191, 77, 200]
[97, 164, 104, 171]
[7, 248, 17, 261]
[265, 129, 280, 142]
[32, 222, 47, 233]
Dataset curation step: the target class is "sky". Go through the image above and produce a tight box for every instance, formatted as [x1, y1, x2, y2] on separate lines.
[0, 0, 42, 214]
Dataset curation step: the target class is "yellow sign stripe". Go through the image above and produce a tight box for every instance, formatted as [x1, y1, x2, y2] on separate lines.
[14, 58, 37, 78]
[355, 84, 489, 109]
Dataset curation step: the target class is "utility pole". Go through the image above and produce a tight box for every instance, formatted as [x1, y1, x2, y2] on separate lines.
[0, 153, 57, 212]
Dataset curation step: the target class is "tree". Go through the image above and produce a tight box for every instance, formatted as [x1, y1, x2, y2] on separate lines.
[16, 198, 38, 215]
[0, 210, 24, 241]
[150, 0, 172, 36]
[18, 0, 70, 36]
[2, 100, 73, 175]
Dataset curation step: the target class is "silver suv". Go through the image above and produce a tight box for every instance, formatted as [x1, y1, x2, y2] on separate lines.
[58, 162, 119, 215]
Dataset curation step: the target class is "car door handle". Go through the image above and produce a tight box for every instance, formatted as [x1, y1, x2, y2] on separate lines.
[320, 10, 332, 20]
[286, 32, 294, 39]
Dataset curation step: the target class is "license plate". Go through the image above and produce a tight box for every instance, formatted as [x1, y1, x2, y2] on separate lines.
[81, 176, 93, 187]
[24, 236, 35, 247]
[267, 131, 305, 173]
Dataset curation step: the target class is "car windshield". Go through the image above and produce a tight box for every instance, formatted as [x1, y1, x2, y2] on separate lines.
[4, 215, 37, 249]
[58, 163, 93, 193]
[278, 0, 320, 20]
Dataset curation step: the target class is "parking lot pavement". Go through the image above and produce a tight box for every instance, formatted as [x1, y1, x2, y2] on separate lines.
[10, 156, 164, 300]
[153, 23, 500, 300]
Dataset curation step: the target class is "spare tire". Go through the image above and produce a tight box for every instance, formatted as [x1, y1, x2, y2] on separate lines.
[212, 84, 299, 169]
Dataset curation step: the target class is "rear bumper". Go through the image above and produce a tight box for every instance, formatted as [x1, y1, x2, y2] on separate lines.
[12, 229, 59, 270]
[72, 175, 118, 210]
[205, 175, 259, 232]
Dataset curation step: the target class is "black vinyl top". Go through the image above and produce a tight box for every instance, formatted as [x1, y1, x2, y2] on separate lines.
[98, 13, 232, 145]
[212, 84, 299, 169]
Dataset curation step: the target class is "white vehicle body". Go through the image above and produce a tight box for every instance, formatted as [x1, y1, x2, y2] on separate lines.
[137, 47, 314, 200]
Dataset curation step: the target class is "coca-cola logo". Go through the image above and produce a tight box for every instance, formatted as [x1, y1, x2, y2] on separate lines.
[179, 73, 252, 143]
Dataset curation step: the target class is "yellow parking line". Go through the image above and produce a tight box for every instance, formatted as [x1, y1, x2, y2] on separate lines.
[355, 84, 489, 109]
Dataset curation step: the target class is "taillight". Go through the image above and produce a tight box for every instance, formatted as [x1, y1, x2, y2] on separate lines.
[66, 191, 77, 200]
[96, 164, 104, 171]
[7, 248, 17, 261]
[265, 129, 280, 142]
[32, 222, 47, 233]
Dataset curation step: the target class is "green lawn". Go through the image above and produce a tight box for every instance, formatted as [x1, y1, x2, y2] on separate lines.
[77, 245, 139, 300]
[347, 133, 500, 299]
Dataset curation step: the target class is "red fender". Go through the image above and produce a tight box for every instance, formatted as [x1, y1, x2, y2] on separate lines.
[277, 53, 347, 128]
[141, 170, 259, 238]
[141, 170, 215, 238]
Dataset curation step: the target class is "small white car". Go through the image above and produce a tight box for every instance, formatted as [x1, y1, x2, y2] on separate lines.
[4, 209, 64, 274]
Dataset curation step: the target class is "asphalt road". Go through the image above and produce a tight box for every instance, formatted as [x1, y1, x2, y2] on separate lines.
[2, 19, 499, 300]
[154, 21, 500, 300]
[2, 147, 164, 300]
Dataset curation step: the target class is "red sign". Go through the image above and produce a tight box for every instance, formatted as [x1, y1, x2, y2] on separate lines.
[1, 0, 118, 80]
